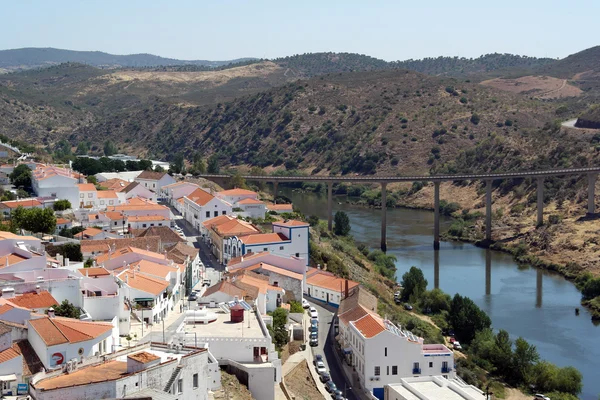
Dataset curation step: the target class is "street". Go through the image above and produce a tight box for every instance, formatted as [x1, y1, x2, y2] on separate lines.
[308, 300, 357, 400]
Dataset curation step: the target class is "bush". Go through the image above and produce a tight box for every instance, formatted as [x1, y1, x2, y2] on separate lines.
[53, 199, 72, 211]
[470, 113, 480, 125]
[582, 278, 600, 300]
[289, 301, 303, 314]
[460, 97, 468, 104]
[333, 211, 351, 236]
[548, 214, 561, 225]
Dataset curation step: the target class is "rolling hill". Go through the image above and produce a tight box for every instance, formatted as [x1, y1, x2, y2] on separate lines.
[0, 47, 256, 71]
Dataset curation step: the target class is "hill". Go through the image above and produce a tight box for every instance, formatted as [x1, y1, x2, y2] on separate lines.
[536, 45, 600, 79]
[68, 69, 558, 175]
[0, 47, 256, 71]
[575, 106, 600, 129]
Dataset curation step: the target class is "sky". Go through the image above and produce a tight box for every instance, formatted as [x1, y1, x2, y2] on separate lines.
[0, 0, 597, 61]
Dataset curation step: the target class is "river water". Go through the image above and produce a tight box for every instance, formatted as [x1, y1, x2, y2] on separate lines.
[278, 187, 599, 399]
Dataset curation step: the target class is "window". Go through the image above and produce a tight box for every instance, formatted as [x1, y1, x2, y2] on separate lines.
[386, 366, 389, 375]
[193, 373, 198, 388]
[295, 253, 299, 257]
[222, 210, 226, 215]
[143, 224, 147, 228]
[100, 200, 105, 205]
[114, 221, 118, 226]
[80, 194, 84, 198]
[177, 378, 183, 393]
[392, 366, 398, 375]
[153, 183, 156, 188]
[214, 211, 218, 217]
[429, 362, 433, 368]
[88, 193, 93, 198]
[385, 347, 387, 357]
[206, 211, 210, 218]
[263, 248, 268, 252]
[279, 246, 284, 250]
[374, 366, 380, 376]
[109, 200, 114, 205]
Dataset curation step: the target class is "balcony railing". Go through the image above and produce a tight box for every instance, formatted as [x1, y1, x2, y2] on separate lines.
[441, 366, 451, 373]
[412, 368, 421, 374]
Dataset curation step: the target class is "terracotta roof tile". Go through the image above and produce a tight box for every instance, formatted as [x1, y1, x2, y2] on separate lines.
[137, 170, 167, 180]
[0, 199, 42, 208]
[186, 188, 215, 206]
[273, 219, 308, 227]
[127, 351, 159, 363]
[0, 346, 20, 363]
[306, 268, 359, 293]
[351, 313, 386, 338]
[165, 242, 197, 263]
[81, 236, 160, 255]
[99, 178, 129, 191]
[75, 227, 104, 239]
[117, 270, 169, 295]
[28, 316, 113, 346]
[97, 190, 118, 199]
[9, 291, 58, 310]
[227, 251, 269, 266]
[203, 280, 246, 298]
[239, 233, 289, 245]
[212, 219, 259, 237]
[126, 215, 169, 222]
[266, 204, 293, 211]
[134, 226, 185, 244]
[78, 267, 110, 277]
[34, 360, 128, 390]
[56, 218, 70, 225]
[0, 253, 29, 269]
[77, 183, 97, 192]
[236, 198, 264, 205]
[219, 189, 257, 196]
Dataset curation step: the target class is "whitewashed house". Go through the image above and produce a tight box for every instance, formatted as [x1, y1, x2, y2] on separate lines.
[183, 188, 232, 231]
[234, 198, 267, 219]
[134, 171, 176, 194]
[77, 183, 97, 208]
[31, 165, 82, 208]
[216, 188, 259, 204]
[119, 181, 157, 203]
[160, 181, 199, 205]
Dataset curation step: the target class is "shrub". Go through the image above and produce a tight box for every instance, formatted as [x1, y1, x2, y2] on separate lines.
[289, 301, 304, 314]
[470, 114, 480, 125]
[460, 97, 468, 104]
[548, 214, 561, 225]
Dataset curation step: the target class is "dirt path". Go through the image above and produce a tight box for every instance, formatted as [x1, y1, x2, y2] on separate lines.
[504, 388, 532, 400]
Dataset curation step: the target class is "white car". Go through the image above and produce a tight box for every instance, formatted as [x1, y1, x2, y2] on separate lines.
[309, 307, 318, 320]
[302, 299, 310, 309]
[315, 360, 327, 375]
[534, 395, 550, 400]
[453, 341, 462, 350]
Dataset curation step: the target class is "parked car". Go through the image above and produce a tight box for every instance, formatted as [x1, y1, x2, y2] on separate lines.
[325, 381, 337, 393]
[453, 341, 462, 350]
[331, 389, 343, 399]
[187, 293, 197, 301]
[449, 337, 456, 344]
[202, 279, 211, 287]
[334, 395, 346, 400]
[309, 324, 318, 333]
[309, 334, 318, 346]
[315, 360, 327, 375]
[313, 354, 323, 365]
[534, 395, 550, 400]
[302, 298, 310, 309]
[309, 307, 318, 320]
[319, 372, 330, 383]
[404, 303, 413, 311]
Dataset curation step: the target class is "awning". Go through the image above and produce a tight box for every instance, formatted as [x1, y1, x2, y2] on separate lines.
[0, 374, 17, 381]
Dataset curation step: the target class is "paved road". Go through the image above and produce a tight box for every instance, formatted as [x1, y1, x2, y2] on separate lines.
[309, 300, 357, 400]
[141, 312, 186, 344]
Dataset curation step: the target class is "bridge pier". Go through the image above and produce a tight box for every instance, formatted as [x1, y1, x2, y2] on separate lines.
[433, 182, 440, 250]
[589, 173, 597, 215]
[381, 183, 387, 252]
[537, 177, 544, 226]
[485, 249, 491, 296]
[273, 182, 278, 204]
[434, 249, 440, 290]
[536, 269, 543, 308]
[485, 180, 493, 241]
[327, 182, 333, 232]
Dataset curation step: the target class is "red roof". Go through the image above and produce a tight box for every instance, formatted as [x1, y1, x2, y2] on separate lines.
[219, 189, 257, 196]
[273, 220, 308, 227]
[29, 316, 113, 346]
[186, 188, 215, 206]
[9, 291, 58, 310]
[237, 198, 264, 205]
[239, 232, 289, 245]
[351, 313, 386, 338]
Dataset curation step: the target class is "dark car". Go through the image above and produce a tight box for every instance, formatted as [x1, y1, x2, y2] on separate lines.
[313, 354, 323, 365]
[319, 372, 330, 383]
[309, 324, 318, 333]
[331, 389, 343, 399]
[404, 303, 413, 311]
[309, 337, 318, 347]
[325, 381, 337, 393]
[187, 293, 198, 301]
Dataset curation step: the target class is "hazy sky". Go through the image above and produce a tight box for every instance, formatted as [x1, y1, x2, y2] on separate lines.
[1, 0, 597, 61]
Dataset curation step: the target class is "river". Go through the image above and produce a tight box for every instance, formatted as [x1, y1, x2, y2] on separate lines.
[278, 187, 599, 400]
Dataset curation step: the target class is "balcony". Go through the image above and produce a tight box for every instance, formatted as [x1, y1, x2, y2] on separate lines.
[412, 368, 421, 374]
[441, 366, 451, 373]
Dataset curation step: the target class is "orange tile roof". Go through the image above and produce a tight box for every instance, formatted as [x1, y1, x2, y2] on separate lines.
[202, 214, 234, 228]
[56, 218, 70, 225]
[137, 170, 168, 180]
[219, 189, 257, 196]
[117, 270, 169, 295]
[163, 181, 195, 189]
[0, 346, 20, 363]
[117, 260, 177, 279]
[234, 273, 283, 295]
[134, 226, 185, 244]
[351, 313, 386, 338]
[0, 199, 42, 208]
[338, 304, 375, 327]
[108, 200, 167, 212]
[99, 178, 129, 191]
[78, 267, 110, 277]
[227, 251, 269, 267]
[177, 198, 184, 205]
[237, 198, 265, 205]
[273, 219, 309, 227]
[165, 242, 198, 263]
[29, 316, 113, 346]
[97, 190, 118, 199]
[186, 188, 215, 206]
[0, 232, 39, 241]
[213, 219, 259, 237]
[127, 215, 169, 222]
[81, 236, 160, 255]
[0, 253, 29, 269]
[253, 263, 303, 280]
[203, 280, 246, 298]
[267, 203, 293, 211]
[75, 227, 104, 239]
[9, 291, 58, 310]
[306, 269, 359, 293]
[127, 351, 160, 363]
[240, 232, 289, 245]
[34, 360, 128, 390]
[77, 183, 96, 192]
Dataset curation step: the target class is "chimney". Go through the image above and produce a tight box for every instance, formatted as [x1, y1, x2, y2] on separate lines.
[163, 250, 167, 260]
[48, 307, 55, 318]
[64, 258, 69, 267]
[125, 274, 129, 284]
[2, 287, 15, 299]
[85, 269, 89, 277]
[93, 260, 97, 268]
[344, 279, 349, 299]
[36, 285, 41, 294]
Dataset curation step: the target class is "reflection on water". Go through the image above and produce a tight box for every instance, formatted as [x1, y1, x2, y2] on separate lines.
[278, 187, 600, 399]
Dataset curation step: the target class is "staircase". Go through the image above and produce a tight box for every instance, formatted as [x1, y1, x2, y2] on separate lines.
[164, 365, 183, 393]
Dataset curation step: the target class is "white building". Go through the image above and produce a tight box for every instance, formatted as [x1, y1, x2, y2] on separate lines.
[216, 188, 259, 205]
[31, 165, 82, 208]
[28, 314, 117, 370]
[384, 376, 485, 400]
[96, 190, 121, 208]
[306, 267, 359, 307]
[337, 289, 455, 400]
[126, 215, 171, 230]
[271, 220, 309, 263]
[161, 181, 199, 205]
[0, 198, 43, 217]
[30, 342, 217, 400]
[0, 232, 47, 273]
[183, 188, 232, 231]
[0, 323, 25, 396]
[234, 198, 267, 219]
[166, 242, 203, 292]
[119, 181, 157, 203]
[134, 170, 176, 193]
[77, 183, 97, 209]
[225, 261, 303, 302]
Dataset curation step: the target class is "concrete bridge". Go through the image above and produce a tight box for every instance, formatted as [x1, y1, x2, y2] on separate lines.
[199, 166, 600, 251]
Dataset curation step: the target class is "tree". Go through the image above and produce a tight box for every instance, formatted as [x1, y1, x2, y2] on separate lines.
[269, 307, 289, 350]
[75, 141, 89, 155]
[87, 176, 97, 185]
[308, 215, 320, 227]
[53, 199, 72, 211]
[492, 329, 513, 375]
[289, 301, 303, 313]
[154, 165, 164, 172]
[470, 113, 481, 125]
[103, 140, 117, 156]
[51, 299, 81, 319]
[169, 154, 185, 174]
[400, 267, 428, 301]
[511, 337, 539, 385]
[12, 207, 56, 234]
[229, 173, 247, 189]
[9, 164, 32, 188]
[138, 159, 153, 171]
[16, 188, 28, 199]
[419, 288, 451, 313]
[207, 155, 220, 174]
[449, 294, 491, 344]
[333, 211, 351, 236]
[58, 242, 83, 262]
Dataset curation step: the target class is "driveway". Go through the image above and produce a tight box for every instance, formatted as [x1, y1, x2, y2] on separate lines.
[308, 300, 357, 400]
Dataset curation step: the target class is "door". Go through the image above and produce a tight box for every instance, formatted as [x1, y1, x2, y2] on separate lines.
[326, 292, 329, 304]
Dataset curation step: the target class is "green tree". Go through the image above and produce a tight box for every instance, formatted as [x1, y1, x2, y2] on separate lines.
[9, 164, 32, 188]
[333, 211, 351, 236]
[138, 159, 153, 171]
[492, 329, 513, 375]
[16, 188, 28, 199]
[400, 267, 428, 301]
[154, 165, 165, 172]
[103, 140, 117, 156]
[470, 113, 481, 125]
[51, 299, 81, 319]
[207, 155, 220, 174]
[511, 337, 539, 385]
[12, 207, 56, 234]
[307, 215, 320, 227]
[58, 242, 83, 262]
[289, 301, 304, 313]
[269, 307, 289, 350]
[449, 294, 491, 344]
[169, 154, 185, 174]
[53, 199, 72, 211]
[75, 141, 89, 155]
[419, 288, 451, 313]
[229, 173, 247, 189]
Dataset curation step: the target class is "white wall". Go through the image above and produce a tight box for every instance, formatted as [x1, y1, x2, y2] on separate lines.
[228, 254, 306, 276]
[184, 197, 232, 231]
[271, 225, 309, 264]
